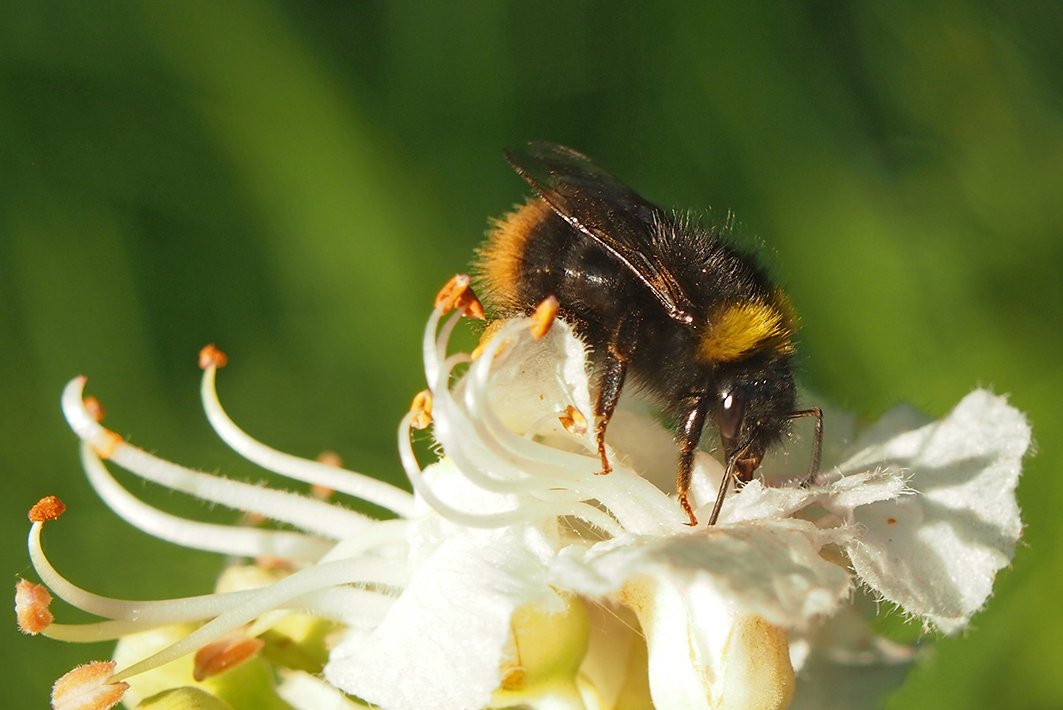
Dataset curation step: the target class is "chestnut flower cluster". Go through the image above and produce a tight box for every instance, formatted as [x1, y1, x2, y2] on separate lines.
[17, 276, 1028, 710]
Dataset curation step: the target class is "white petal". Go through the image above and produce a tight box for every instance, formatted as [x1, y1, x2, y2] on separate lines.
[554, 520, 851, 628]
[277, 670, 369, 709]
[789, 605, 915, 710]
[822, 468, 909, 512]
[412, 457, 523, 529]
[623, 575, 795, 710]
[325, 525, 554, 710]
[714, 480, 819, 525]
[484, 320, 593, 439]
[839, 390, 1029, 633]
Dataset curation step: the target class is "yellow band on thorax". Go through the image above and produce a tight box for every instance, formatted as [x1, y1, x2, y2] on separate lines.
[698, 297, 795, 363]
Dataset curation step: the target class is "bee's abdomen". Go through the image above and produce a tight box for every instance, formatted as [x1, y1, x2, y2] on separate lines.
[476, 199, 638, 342]
[475, 198, 554, 311]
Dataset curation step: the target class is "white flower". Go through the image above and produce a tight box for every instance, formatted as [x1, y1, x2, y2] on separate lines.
[17, 276, 1029, 710]
[359, 278, 1028, 709]
[19, 345, 416, 709]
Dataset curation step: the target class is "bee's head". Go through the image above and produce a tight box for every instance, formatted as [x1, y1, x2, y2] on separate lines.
[710, 355, 796, 481]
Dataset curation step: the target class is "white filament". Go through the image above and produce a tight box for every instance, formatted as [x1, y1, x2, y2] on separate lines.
[200, 365, 415, 518]
[62, 377, 371, 539]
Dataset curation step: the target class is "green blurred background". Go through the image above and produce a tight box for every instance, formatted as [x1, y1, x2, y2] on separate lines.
[3, 2, 1061, 708]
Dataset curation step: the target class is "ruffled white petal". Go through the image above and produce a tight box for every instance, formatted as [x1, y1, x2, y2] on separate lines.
[836, 390, 1029, 632]
[325, 525, 555, 710]
[553, 520, 851, 629]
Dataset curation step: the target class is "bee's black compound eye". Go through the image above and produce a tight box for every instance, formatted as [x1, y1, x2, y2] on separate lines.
[718, 389, 745, 443]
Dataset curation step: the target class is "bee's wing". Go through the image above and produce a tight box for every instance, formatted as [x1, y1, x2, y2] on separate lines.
[504, 141, 697, 325]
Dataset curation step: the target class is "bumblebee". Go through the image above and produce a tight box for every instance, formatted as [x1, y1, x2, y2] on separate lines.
[475, 141, 820, 526]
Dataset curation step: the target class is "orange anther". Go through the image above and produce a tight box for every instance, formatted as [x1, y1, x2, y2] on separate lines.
[51, 661, 128, 710]
[83, 397, 105, 423]
[313, 451, 341, 499]
[434, 273, 470, 310]
[500, 666, 526, 691]
[529, 296, 559, 340]
[15, 579, 53, 634]
[316, 450, 343, 468]
[199, 344, 229, 370]
[410, 389, 434, 430]
[29, 496, 66, 523]
[193, 634, 265, 681]
[434, 274, 486, 320]
[311, 484, 335, 501]
[558, 405, 588, 435]
[254, 555, 295, 571]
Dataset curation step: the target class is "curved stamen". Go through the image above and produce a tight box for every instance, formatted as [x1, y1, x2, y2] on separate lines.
[469, 325, 685, 536]
[422, 307, 451, 389]
[28, 519, 406, 624]
[43, 619, 163, 643]
[41, 585, 396, 644]
[80, 443, 333, 562]
[430, 352, 572, 497]
[29, 521, 263, 622]
[108, 556, 406, 682]
[317, 519, 410, 563]
[464, 320, 601, 476]
[62, 377, 370, 539]
[200, 365, 415, 518]
[457, 320, 599, 481]
[433, 320, 617, 507]
[399, 412, 623, 536]
[436, 317, 681, 536]
[248, 586, 394, 634]
[423, 306, 582, 488]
